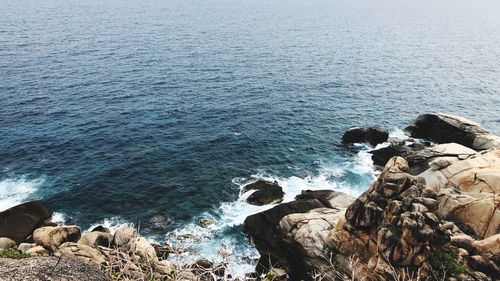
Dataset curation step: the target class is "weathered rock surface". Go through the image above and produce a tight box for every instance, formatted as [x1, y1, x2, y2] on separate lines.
[342, 127, 365, 144]
[418, 148, 500, 239]
[33, 226, 81, 251]
[364, 126, 389, 147]
[57, 242, 106, 264]
[0, 256, 110, 281]
[242, 180, 285, 206]
[0, 201, 51, 244]
[77, 231, 113, 248]
[112, 227, 137, 249]
[0, 237, 16, 250]
[405, 113, 500, 150]
[420, 147, 500, 193]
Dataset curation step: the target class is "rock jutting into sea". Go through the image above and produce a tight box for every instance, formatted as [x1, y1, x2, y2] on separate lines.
[243, 113, 500, 281]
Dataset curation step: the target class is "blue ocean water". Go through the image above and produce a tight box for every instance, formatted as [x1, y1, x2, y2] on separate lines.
[1, 0, 499, 275]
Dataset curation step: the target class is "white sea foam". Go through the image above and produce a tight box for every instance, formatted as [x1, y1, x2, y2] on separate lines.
[166, 148, 377, 277]
[51, 211, 67, 225]
[0, 176, 44, 211]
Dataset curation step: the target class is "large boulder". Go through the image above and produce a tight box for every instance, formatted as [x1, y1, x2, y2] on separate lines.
[0, 256, 110, 281]
[0, 201, 51, 244]
[342, 127, 365, 144]
[242, 180, 284, 206]
[33, 226, 82, 251]
[404, 113, 500, 150]
[364, 126, 389, 147]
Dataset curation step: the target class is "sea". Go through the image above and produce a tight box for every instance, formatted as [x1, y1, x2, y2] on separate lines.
[1, 0, 499, 276]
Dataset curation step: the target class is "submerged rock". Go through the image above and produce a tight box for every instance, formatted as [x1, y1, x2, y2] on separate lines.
[242, 180, 285, 206]
[0, 200, 51, 244]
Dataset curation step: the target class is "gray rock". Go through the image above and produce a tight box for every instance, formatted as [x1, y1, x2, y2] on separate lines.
[17, 243, 37, 253]
[0, 256, 110, 281]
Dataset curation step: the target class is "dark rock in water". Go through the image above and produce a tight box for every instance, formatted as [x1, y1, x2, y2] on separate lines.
[242, 199, 324, 280]
[242, 180, 284, 206]
[91, 225, 110, 233]
[342, 126, 365, 144]
[0, 201, 51, 244]
[198, 219, 214, 228]
[404, 113, 488, 149]
[295, 189, 354, 209]
[364, 126, 389, 147]
[149, 215, 171, 229]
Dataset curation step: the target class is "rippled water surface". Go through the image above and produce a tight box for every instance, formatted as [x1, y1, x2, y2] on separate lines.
[1, 0, 499, 275]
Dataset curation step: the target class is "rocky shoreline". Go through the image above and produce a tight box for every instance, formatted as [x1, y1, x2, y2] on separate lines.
[1, 113, 499, 281]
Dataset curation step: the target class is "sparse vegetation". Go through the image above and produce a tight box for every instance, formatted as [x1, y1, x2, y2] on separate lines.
[0, 247, 31, 259]
[428, 246, 472, 277]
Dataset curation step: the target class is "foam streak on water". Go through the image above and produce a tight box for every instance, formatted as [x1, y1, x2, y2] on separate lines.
[0, 176, 44, 211]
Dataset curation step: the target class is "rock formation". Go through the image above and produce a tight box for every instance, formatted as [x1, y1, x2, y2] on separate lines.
[405, 113, 500, 150]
